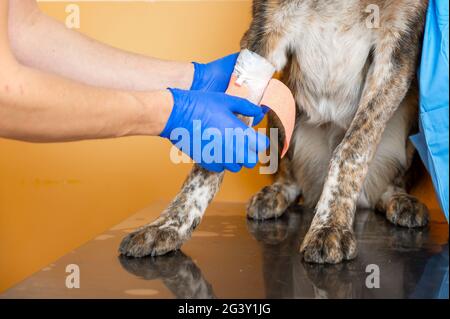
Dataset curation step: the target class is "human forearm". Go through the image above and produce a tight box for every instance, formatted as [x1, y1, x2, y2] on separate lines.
[0, 63, 172, 142]
[8, 0, 194, 92]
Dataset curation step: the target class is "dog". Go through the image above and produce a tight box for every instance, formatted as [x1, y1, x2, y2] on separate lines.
[119, 0, 429, 264]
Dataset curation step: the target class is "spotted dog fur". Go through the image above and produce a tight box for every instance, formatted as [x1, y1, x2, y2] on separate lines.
[120, 166, 224, 257]
[120, 0, 429, 264]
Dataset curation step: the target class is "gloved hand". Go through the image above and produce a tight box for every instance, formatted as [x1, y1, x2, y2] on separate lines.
[160, 88, 270, 173]
[190, 53, 238, 92]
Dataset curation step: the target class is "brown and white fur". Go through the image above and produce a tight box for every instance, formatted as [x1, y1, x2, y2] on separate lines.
[120, 0, 429, 264]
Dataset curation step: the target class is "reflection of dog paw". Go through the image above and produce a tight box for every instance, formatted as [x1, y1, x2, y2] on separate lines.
[300, 226, 357, 264]
[118, 250, 194, 279]
[386, 194, 429, 228]
[247, 185, 289, 220]
[118, 254, 161, 280]
[246, 217, 290, 245]
[387, 227, 428, 252]
[118, 251, 216, 299]
[119, 224, 185, 257]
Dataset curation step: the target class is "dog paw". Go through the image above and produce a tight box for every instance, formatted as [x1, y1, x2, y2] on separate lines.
[386, 194, 429, 228]
[247, 185, 289, 220]
[300, 226, 357, 264]
[119, 223, 186, 258]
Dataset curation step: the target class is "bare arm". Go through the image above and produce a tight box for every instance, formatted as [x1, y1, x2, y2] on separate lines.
[0, 1, 172, 142]
[7, 0, 194, 91]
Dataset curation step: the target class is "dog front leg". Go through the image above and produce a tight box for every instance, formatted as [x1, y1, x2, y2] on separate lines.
[300, 22, 424, 264]
[120, 165, 224, 257]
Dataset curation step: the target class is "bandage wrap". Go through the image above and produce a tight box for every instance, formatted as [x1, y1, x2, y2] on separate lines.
[226, 49, 296, 158]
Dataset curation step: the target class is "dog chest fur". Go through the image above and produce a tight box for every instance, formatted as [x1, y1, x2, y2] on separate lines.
[269, 0, 375, 128]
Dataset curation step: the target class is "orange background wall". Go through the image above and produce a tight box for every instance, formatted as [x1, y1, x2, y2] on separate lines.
[0, 1, 443, 293]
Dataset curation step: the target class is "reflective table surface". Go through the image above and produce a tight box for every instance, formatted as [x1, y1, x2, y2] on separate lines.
[2, 201, 448, 299]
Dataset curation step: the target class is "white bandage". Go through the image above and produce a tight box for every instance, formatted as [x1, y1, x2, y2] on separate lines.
[232, 49, 276, 104]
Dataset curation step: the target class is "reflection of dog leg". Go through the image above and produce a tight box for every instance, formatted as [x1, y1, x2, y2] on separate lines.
[119, 251, 215, 299]
[247, 208, 308, 298]
[246, 206, 305, 245]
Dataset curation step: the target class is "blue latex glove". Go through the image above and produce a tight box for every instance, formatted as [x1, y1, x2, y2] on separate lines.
[160, 88, 270, 173]
[190, 53, 238, 92]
